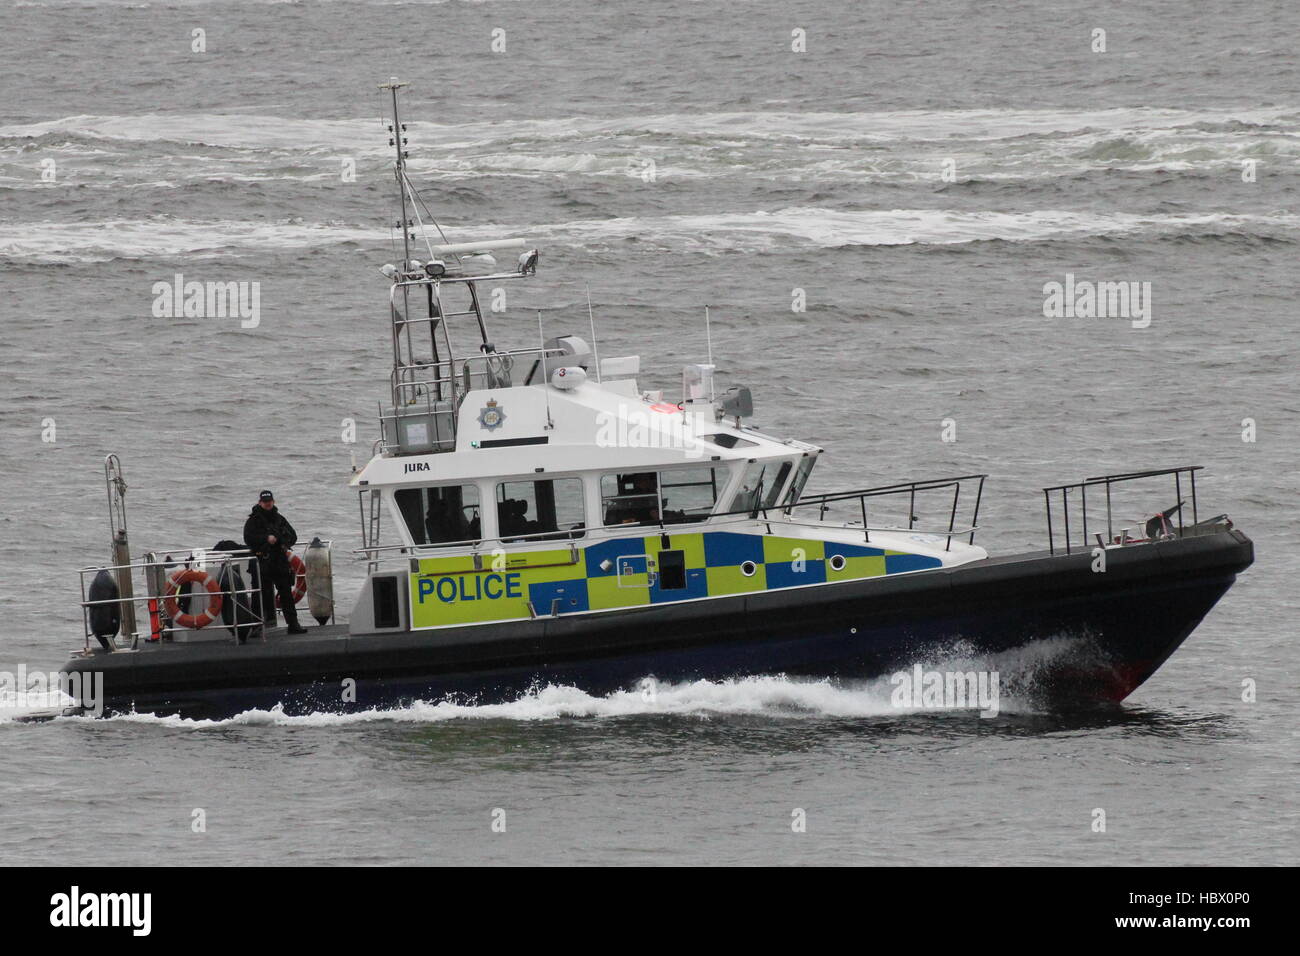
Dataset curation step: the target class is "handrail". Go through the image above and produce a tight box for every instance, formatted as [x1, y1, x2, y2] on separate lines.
[354, 523, 586, 557]
[1043, 465, 1202, 555]
[76, 540, 332, 649]
[352, 509, 980, 562]
[386, 345, 563, 395]
[379, 344, 576, 455]
[791, 473, 989, 504]
[709, 473, 987, 552]
[75, 547, 256, 574]
[391, 268, 534, 289]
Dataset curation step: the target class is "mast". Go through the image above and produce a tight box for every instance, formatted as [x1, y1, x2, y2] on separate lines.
[370, 77, 541, 456]
[381, 78, 416, 393]
[380, 78, 412, 271]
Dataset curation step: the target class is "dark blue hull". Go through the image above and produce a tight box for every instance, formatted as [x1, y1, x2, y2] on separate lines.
[62, 530, 1253, 719]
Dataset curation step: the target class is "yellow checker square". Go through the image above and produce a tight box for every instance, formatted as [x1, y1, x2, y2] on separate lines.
[415, 553, 481, 575]
[645, 532, 706, 569]
[409, 571, 530, 627]
[416, 546, 577, 577]
[518, 561, 585, 585]
[706, 563, 767, 597]
[587, 574, 650, 610]
[501, 547, 578, 570]
[826, 554, 887, 581]
[762, 536, 824, 565]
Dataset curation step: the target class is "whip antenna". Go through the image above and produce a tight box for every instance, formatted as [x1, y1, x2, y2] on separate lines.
[538, 310, 554, 429]
[585, 283, 602, 384]
[705, 305, 715, 401]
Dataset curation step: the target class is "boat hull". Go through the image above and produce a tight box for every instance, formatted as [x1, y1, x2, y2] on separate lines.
[61, 529, 1253, 718]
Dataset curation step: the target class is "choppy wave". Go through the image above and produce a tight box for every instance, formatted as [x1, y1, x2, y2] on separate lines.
[2, 106, 1295, 187]
[551, 207, 1300, 252]
[6, 106, 1293, 149]
[3, 207, 1296, 263]
[11, 0, 521, 6]
[0, 216, 380, 262]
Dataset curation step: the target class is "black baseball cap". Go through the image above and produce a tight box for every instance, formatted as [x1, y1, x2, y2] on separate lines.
[259, 490, 274, 502]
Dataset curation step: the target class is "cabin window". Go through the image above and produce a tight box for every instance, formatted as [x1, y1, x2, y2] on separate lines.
[395, 484, 481, 547]
[601, 472, 660, 526]
[496, 478, 586, 542]
[730, 460, 792, 515]
[602, 467, 724, 527]
[783, 456, 817, 510]
[658, 466, 724, 524]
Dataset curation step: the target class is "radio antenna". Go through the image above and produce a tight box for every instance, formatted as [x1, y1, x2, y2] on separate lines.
[538, 310, 554, 429]
[704, 305, 716, 401]
[585, 283, 602, 384]
[379, 77, 413, 350]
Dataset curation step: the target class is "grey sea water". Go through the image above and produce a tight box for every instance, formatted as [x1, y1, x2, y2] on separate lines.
[0, 0, 1296, 865]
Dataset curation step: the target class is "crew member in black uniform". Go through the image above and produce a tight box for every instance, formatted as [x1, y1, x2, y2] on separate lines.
[243, 490, 306, 634]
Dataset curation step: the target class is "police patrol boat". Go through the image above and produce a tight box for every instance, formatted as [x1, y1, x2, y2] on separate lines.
[61, 81, 1253, 718]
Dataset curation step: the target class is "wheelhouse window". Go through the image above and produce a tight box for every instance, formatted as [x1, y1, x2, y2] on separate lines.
[783, 456, 817, 509]
[658, 466, 723, 524]
[496, 478, 586, 542]
[396, 484, 481, 547]
[601, 472, 660, 526]
[602, 467, 724, 527]
[730, 460, 792, 515]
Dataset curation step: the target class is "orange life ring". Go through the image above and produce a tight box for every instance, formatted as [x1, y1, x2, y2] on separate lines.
[275, 553, 308, 608]
[163, 568, 223, 629]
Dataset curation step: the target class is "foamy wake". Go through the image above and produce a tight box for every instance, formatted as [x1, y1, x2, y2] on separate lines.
[1, 635, 1099, 728]
[0, 690, 78, 722]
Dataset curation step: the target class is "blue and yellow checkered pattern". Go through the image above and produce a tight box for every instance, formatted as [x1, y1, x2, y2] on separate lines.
[409, 530, 943, 628]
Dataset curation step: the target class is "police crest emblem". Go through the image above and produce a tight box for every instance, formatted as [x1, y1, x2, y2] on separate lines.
[478, 398, 506, 431]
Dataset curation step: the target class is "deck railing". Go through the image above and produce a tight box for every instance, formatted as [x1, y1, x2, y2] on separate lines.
[76, 541, 331, 649]
[1042, 466, 1202, 555]
[354, 473, 989, 565]
[776, 474, 987, 551]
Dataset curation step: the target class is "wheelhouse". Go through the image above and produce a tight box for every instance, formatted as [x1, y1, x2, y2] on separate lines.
[339, 79, 988, 636]
[357, 424, 822, 559]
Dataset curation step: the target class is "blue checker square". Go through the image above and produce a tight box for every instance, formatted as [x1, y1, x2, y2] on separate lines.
[528, 579, 590, 614]
[650, 568, 709, 604]
[585, 537, 645, 577]
[885, 553, 943, 574]
[703, 532, 765, 568]
[764, 559, 826, 589]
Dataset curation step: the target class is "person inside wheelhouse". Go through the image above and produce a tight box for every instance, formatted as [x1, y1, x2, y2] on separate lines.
[604, 472, 660, 525]
[601, 467, 725, 527]
[395, 484, 480, 547]
[496, 478, 586, 542]
[424, 492, 479, 545]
